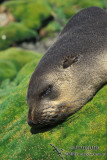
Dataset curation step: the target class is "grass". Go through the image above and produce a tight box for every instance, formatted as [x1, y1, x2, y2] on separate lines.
[0, 47, 106, 160]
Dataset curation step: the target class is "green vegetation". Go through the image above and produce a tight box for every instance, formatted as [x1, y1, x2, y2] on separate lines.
[0, 23, 37, 50]
[4, 0, 106, 27]
[0, 47, 41, 82]
[44, 21, 62, 36]
[0, 59, 17, 82]
[4, 0, 52, 29]
[0, 0, 105, 50]
[47, 0, 106, 19]
[0, 47, 106, 160]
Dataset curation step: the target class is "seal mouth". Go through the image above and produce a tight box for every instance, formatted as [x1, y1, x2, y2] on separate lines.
[30, 125, 55, 134]
[27, 104, 72, 134]
[28, 115, 60, 134]
[30, 117, 67, 134]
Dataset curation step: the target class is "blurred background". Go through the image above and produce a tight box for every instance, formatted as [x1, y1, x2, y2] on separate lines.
[0, 0, 106, 53]
[0, 1, 107, 160]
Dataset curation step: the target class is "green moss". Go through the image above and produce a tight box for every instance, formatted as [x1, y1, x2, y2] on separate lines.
[76, 0, 105, 8]
[15, 58, 42, 85]
[63, 5, 79, 19]
[2, 0, 106, 42]
[44, 21, 62, 36]
[0, 60, 17, 81]
[48, 0, 105, 19]
[3, 0, 105, 32]
[48, 0, 105, 8]
[4, 0, 52, 29]
[0, 79, 16, 100]
[0, 47, 39, 82]
[47, 0, 74, 7]
[0, 22, 37, 50]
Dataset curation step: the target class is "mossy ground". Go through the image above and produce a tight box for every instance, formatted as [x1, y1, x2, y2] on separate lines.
[4, 0, 52, 30]
[5, 0, 105, 27]
[0, 0, 105, 51]
[0, 48, 106, 160]
[0, 47, 41, 82]
[47, 0, 106, 19]
[0, 23, 37, 50]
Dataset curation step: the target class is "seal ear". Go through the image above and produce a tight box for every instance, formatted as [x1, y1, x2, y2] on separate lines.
[63, 56, 78, 69]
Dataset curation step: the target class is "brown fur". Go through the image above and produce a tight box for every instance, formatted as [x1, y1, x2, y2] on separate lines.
[27, 7, 107, 133]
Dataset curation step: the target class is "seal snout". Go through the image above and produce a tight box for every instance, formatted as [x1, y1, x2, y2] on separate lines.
[27, 120, 35, 127]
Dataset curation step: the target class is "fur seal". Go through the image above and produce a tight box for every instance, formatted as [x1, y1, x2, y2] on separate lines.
[27, 7, 107, 133]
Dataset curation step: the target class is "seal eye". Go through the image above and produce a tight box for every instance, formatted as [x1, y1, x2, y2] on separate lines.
[39, 85, 52, 99]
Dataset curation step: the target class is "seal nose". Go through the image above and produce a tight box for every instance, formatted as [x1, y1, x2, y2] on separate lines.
[28, 120, 35, 127]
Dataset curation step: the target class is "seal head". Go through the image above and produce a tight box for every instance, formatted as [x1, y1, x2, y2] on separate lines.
[27, 7, 107, 133]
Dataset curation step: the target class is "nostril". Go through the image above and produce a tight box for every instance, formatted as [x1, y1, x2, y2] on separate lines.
[28, 120, 35, 127]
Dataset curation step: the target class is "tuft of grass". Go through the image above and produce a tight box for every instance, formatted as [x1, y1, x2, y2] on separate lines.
[0, 22, 37, 50]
